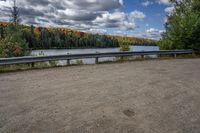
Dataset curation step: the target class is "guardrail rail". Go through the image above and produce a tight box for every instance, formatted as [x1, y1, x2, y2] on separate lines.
[0, 50, 194, 66]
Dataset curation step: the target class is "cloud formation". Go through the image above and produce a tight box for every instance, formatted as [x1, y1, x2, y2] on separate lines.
[142, 1, 154, 6]
[144, 28, 164, 40]
[0, 0, 147, 33]
[141, 0, 170, 7]
[158, 0, 170, 5]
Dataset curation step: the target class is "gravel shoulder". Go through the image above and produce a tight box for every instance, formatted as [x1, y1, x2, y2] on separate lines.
[0, 59, 200, 133]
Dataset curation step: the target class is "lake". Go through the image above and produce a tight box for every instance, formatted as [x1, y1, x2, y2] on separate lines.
[31, 45, 160, 65]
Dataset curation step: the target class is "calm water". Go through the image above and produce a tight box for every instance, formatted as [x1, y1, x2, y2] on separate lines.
[31, 45, 160, 65]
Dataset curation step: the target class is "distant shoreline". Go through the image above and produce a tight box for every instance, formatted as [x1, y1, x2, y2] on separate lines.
[31, 45, 159, 51]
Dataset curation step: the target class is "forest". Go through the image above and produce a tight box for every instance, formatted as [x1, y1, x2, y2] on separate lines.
[0, 22, 157, 57]
[0, 22, 157, 49]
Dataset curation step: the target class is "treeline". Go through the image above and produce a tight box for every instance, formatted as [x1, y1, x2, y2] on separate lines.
[0, 23, 157, 50]
[113, 35, 157, 46]
[22, 26, 120, 49]
[159, 0, 200, 52]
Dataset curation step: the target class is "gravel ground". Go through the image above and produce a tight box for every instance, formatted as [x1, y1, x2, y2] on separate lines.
[0, 59, 200, 133]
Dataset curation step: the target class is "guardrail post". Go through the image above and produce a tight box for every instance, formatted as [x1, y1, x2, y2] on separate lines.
[67, 59, 70, 65]
[95, 57, 99, 64]
[174, 53, 177, 58]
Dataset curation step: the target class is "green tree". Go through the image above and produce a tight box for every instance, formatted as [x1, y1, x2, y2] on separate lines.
[159, 0, 200, 52]
[0, 24, 29, 57]
[21, 26, 38, 49]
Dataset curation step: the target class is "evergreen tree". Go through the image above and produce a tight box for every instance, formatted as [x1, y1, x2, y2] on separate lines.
[0, 24, 5, 39]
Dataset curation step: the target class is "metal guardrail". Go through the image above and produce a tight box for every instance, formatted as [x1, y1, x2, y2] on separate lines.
[0, 50, 194, 65]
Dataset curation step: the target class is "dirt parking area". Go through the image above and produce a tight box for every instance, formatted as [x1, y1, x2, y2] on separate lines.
[0, 59, 200, 133]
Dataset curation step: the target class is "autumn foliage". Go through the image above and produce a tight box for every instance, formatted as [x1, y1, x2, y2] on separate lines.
[0, 22, 157, 52]
[0, 24, 29, 57]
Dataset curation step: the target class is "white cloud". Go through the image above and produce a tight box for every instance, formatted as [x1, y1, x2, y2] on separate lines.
[94, 11, 126, 23]
[119, 0, 123, 5]
[164, 17, 168, 23]
[158, 0, 170, 5]
[142, 1, 153, 6]
[93, 10, 145, 31]
[141, 0, 170, 6]
[165, 6, 174, 14]
[146, 28, 163, 34]
[145, 28, 164, 39]
[130, 10, 146, 19]
[132, 28, 164, 40]
[87, 28, 107, 34]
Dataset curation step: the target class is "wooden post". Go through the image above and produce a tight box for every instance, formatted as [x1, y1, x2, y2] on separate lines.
[95, 57, 98, 64]
[141, 55, 144, 59]
[67, 59, 70, 65]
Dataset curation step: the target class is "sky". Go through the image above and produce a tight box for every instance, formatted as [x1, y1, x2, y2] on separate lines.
[0, 0, 174, 40]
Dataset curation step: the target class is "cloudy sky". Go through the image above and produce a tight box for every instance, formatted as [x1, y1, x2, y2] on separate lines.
[0, 0, 173, 40]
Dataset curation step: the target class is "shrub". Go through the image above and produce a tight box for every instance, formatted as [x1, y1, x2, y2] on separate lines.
[120, 40, 130, 51]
